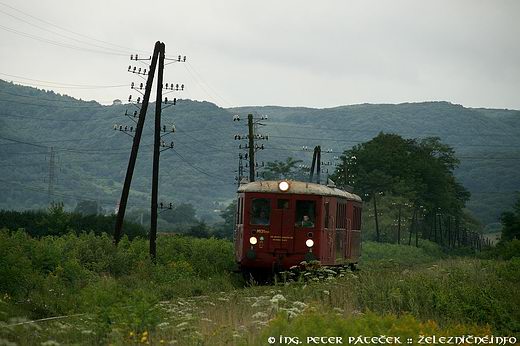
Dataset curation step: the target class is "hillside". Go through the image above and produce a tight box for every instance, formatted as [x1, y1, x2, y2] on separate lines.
[1, 80, 519, 227]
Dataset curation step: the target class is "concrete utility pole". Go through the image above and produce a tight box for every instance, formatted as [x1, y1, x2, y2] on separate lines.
[150, 42, 165, 261]
[114, 41, 161, 245]
[248, 114, 255, 182]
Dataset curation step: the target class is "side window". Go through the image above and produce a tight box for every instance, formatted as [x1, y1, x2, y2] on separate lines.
[235, 198, 240, 225]
[336, 202, 345, 229]
[324, 202, 330, 229]
[250, 198, 270, 225]
[240, 197, 244, 224]
[295, 200, 316, 228]
[353, 205, 361, 230]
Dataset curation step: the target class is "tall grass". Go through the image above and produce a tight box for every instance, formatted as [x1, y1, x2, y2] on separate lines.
[1, 230, 518, 345]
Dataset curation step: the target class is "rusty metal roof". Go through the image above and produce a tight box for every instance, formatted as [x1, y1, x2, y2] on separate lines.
[237, 180, 362, 202]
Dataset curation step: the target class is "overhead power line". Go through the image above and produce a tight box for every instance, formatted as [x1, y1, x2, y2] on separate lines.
[0, 89, 113, 104]
[0, 7, 131, 55]
[0, 72, 127, 88]
[0, 2, 149, 55]
[0, 23, 129, 56]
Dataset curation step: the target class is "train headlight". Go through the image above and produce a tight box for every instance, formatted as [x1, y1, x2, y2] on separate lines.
[305, 239, 314, 248]
[278, 181, 290, 192]
[249, 236, 258, 245]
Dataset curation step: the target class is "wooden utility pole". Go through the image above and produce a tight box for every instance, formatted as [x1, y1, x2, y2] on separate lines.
[438, 213, 443, 245]
[342, 160, 348, 188]
[316, 146, 321, 184]
[237, 154, 244, 187]
[373, 192, 380, 242]
[397, 204, 401, 244]
[415, 210, 419, 247]
[114, 41, 161, 245]
[408, 208, 416, 246]
[247, 114, 255, 182]
[150, 42, 165, 261]
[309, 146, 317, 183]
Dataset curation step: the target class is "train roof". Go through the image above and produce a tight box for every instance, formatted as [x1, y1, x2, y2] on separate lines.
[237, 180, 362, 202]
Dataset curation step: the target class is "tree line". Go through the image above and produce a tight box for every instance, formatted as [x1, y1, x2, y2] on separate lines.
[259, 132, 498, 251]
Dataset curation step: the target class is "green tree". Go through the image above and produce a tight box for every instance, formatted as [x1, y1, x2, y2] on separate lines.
[74, 200, 99, 215]
[161, 203, 198, 225]
[187, 221, 210, 238]
[331, 133, 471, 245]
[262, 157, 304, 180]
[220, 200, 236, 228]
[37, 202, 71, 235]
[500, 195, 520, 241]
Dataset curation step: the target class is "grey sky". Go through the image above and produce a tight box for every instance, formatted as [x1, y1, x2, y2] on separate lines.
[0, 0, 519, 109]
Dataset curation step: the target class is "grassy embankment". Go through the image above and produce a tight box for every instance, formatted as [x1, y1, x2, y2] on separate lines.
[0, 229, 518, 345]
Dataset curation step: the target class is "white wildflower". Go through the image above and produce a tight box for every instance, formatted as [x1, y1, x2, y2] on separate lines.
[280, 307, 300, 319]
[251, 312, 269, 321]
[270, 294, 286, 304]
[41, 341, 60, 346]
[292, 301, 307, 310]
[157, 322, 170, 328]
[176, 322, 189, 329]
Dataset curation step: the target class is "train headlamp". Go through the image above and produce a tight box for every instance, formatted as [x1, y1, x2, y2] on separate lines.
[249, 236, 258, 245]
[305, 239, 314, 248]
[278, 181, 290, 192]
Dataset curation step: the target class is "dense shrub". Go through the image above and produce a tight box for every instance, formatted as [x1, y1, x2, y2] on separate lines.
[360, 240, 445, 267]
[0, 229, 236, 321]
[262, 311, 492, 342]
[479, 239, 520, 260]
[0, 208, 146, 238]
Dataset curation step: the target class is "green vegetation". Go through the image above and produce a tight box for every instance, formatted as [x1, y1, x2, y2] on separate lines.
[479, 195, 520, 260]
[1, 230, 518, 345]
[1, 81, 519, 344]
[261, 157, 307, 180]
[499, 195, 520, 242]
[331, 133, 486, 251]
[263, 312, 492, 344]
[1, 80, 519, 227]
[0, 203, 146, 238]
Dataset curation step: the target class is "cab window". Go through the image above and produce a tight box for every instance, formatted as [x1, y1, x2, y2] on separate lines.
[250, 198, 270, 225]
[295, 200, 316, 228]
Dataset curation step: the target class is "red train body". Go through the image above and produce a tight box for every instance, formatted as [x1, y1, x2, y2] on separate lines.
[234, 180, 362, 273]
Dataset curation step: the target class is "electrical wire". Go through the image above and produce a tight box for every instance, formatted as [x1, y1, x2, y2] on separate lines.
[0, 8, 132, 55]
[0, 88, 114, 104]
[0, 73, 128, 88]
[0, 23, 129, 56]
[0, 2, 149, 55]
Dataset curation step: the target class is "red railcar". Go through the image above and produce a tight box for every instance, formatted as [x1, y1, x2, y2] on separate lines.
[234, 180, 362, 274]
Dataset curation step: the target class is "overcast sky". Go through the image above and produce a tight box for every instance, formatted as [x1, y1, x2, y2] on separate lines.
[0, 0, 518, 109]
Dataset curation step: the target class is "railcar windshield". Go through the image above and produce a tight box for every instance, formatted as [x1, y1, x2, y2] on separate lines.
[295, 200, 316, 228]
[250, 198, 271, 225]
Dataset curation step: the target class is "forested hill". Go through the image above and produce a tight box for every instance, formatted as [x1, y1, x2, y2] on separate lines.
[1, 80, 519, 227]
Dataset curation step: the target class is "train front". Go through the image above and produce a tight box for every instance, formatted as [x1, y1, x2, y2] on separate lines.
[234, 180, 321, 273]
